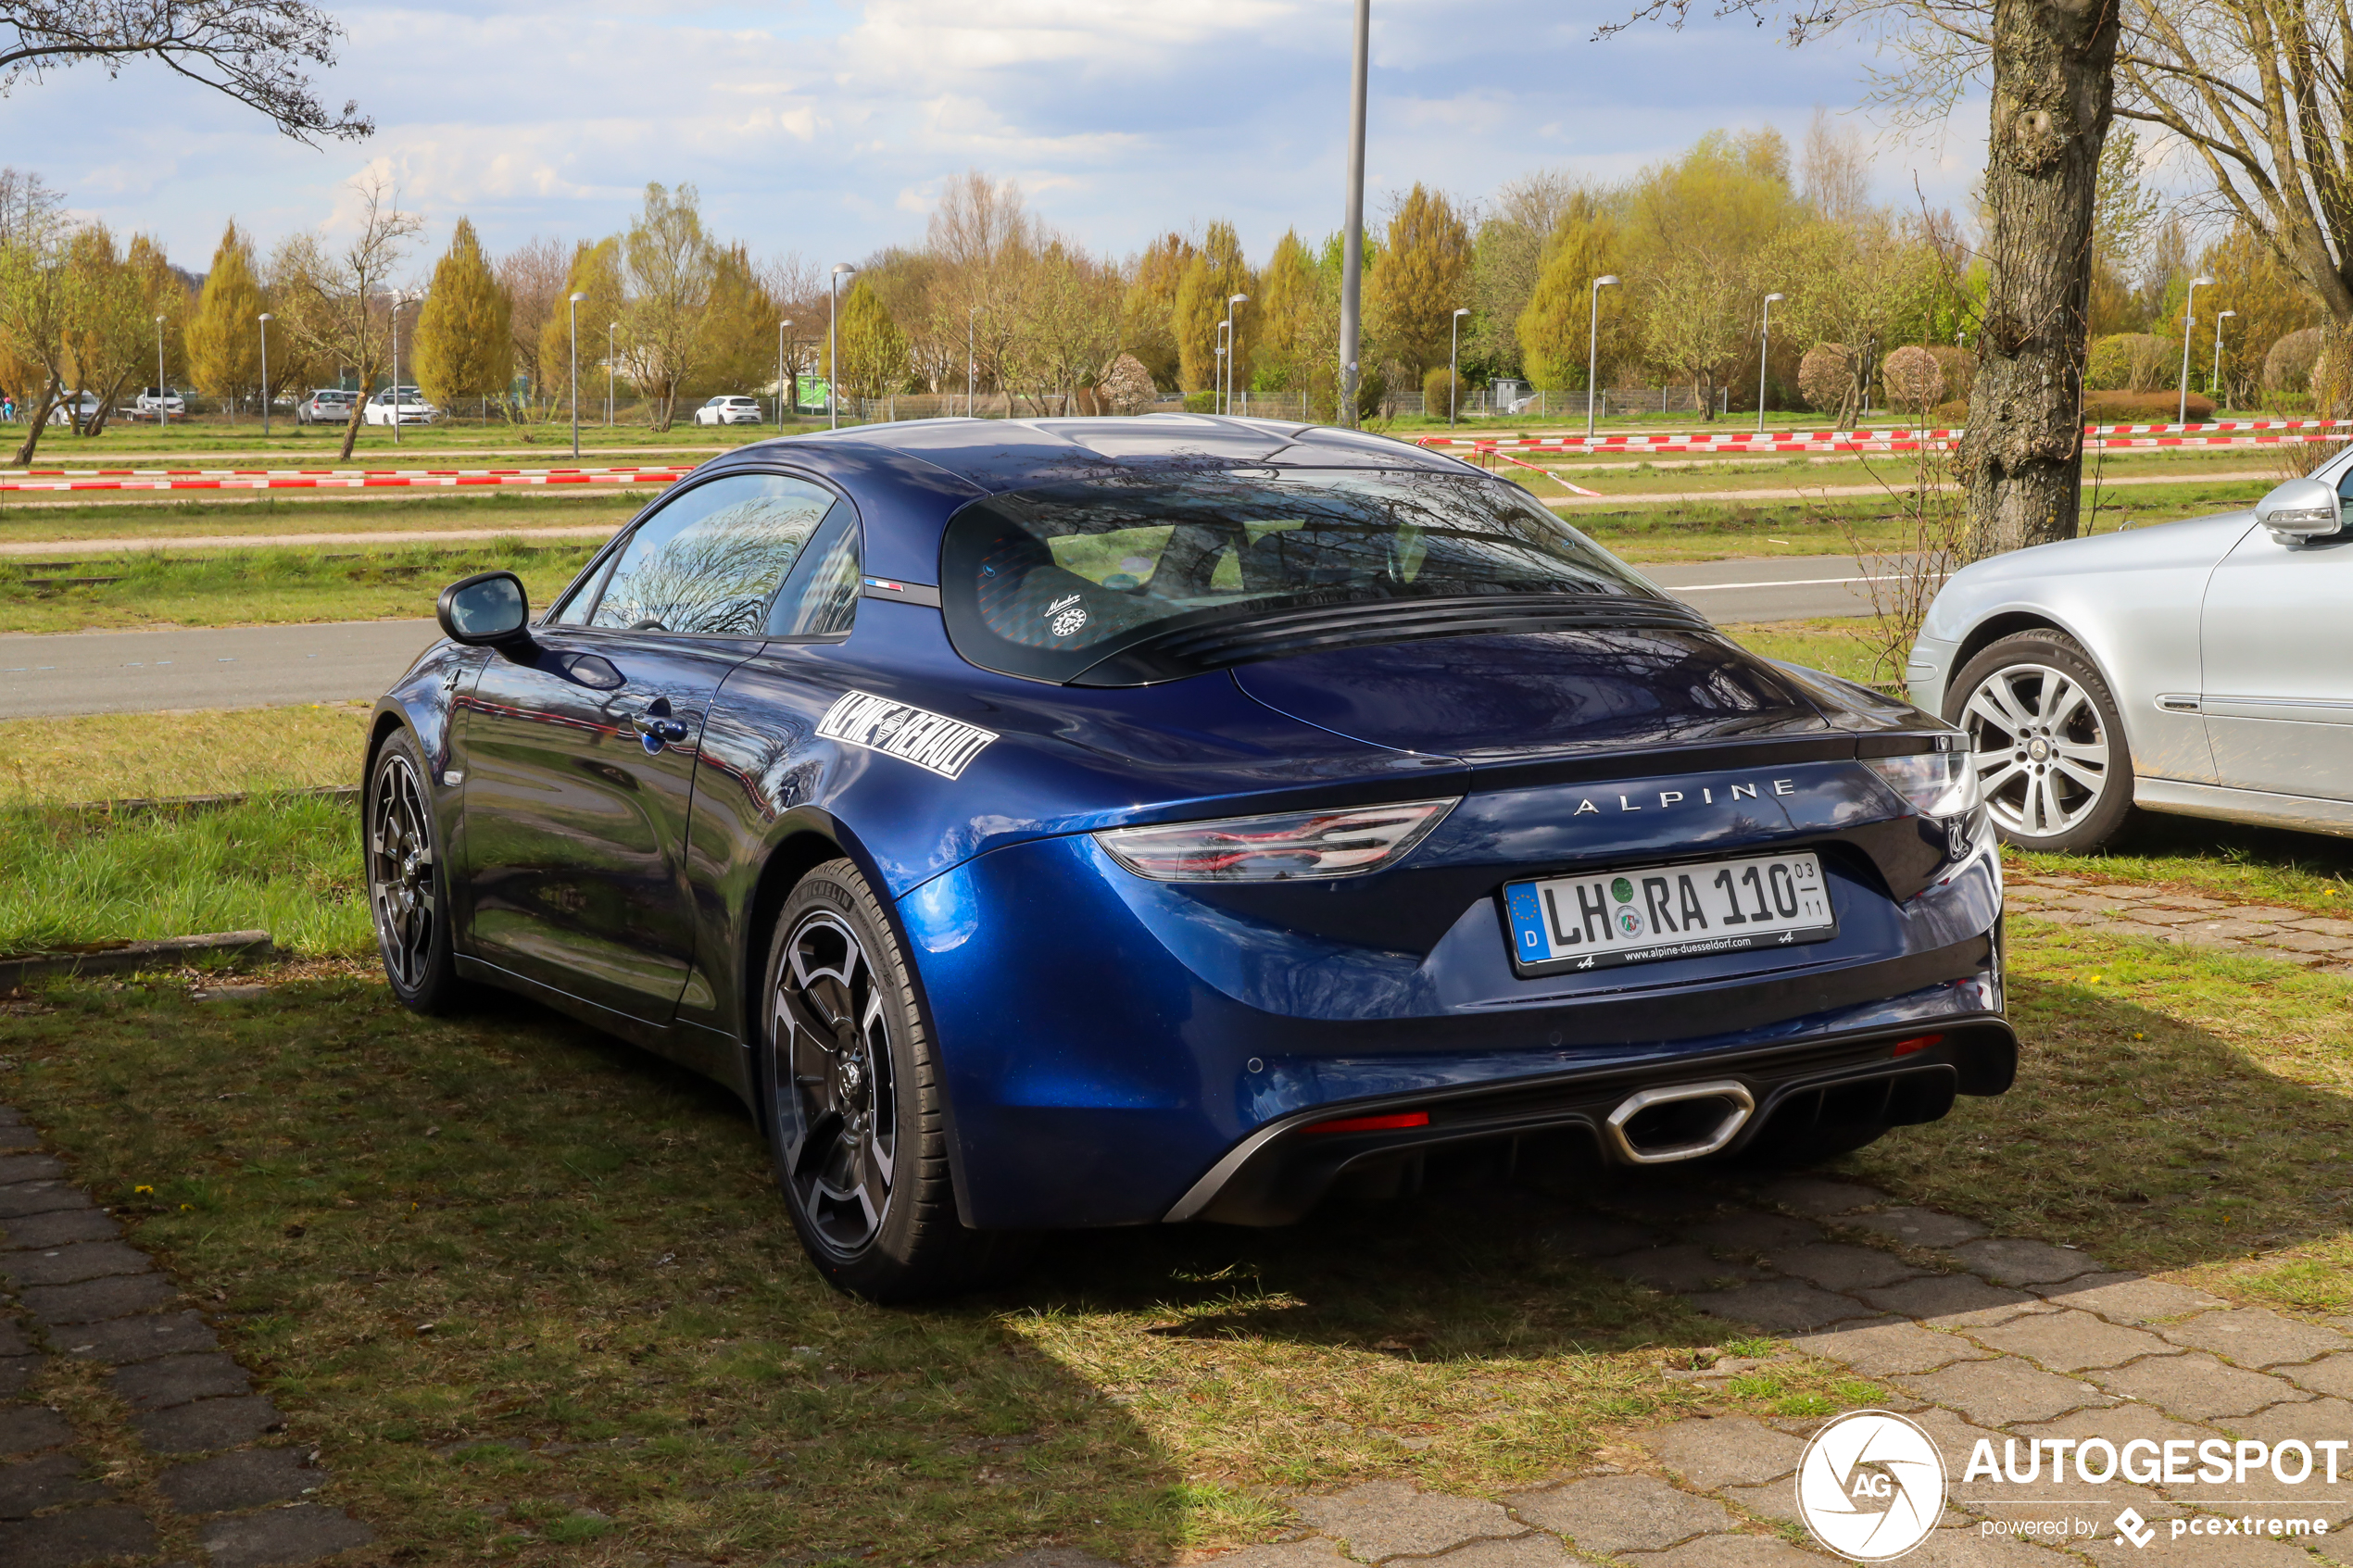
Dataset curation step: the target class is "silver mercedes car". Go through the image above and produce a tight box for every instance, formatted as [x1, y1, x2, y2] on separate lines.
[1906, 459, 2353, 852]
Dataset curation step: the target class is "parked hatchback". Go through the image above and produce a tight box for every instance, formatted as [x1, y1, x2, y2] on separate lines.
[296, 389, 356, 425]
[695, 395, 766, 427]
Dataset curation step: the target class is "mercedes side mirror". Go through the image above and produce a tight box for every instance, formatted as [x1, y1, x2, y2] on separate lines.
[436, 571, 534, 649]
[2255, 476, 2346, 545]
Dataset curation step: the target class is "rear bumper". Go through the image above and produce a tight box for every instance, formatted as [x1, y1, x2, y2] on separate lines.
[1168, 1013, 2014, 1225]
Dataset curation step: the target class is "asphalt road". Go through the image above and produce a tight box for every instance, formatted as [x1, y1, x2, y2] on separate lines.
[0, 620, 439, 719]
[0, 559, 1883, 718]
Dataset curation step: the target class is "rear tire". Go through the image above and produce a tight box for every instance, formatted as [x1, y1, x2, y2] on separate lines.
[1944, 629, 2133, 853]
[760, 859, 1031, 1302]
[365, 729, 475, 1015]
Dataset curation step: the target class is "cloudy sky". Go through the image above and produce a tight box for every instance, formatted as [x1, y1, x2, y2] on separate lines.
[5, 0, 1992, 275]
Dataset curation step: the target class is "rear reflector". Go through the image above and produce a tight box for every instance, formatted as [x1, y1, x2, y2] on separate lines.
[1302, 1110, 1431, 1135]
[1891, 1034, 1945, 1057]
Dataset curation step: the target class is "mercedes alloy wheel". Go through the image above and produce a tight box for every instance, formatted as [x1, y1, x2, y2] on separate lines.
[1946, 630, 2133, 852]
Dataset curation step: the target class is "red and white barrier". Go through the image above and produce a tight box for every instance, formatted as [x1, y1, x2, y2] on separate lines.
[1419, 417, 2353, 460]
[0, 463, 698, 495]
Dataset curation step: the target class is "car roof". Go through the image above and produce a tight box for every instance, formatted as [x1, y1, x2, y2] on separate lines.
[695, 413, 1489, 588]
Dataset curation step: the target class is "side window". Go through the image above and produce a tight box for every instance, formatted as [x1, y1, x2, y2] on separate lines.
[547, 547, 621, 627]
[766, 502, 862, 637]
[590, 473, 836, 635]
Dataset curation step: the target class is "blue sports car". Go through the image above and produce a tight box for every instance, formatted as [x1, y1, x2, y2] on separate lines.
[368, 415, 2011, 1300]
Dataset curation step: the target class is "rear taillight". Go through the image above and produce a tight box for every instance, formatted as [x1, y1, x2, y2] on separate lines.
[1094, 797, 1457, 882]
[1866, 751, 1977, 820]
[1891, 1034, 1944, 1057]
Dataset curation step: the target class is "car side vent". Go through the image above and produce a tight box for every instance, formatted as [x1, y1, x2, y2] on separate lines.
[1074, 595, 1712, 684]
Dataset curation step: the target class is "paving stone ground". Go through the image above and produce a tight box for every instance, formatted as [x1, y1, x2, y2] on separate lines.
[2006, 873, 2353, 974]
[1147, 1171, 2353, 1566]
[0, 1102, 371, 1568]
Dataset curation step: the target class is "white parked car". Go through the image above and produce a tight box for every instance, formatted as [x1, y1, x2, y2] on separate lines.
[1908, 451, 2353, 851]
[693, 395, 766, 426]
[45, 391, 103, 426]
[362, 386, 440, 426]
[296, 389, 356, 425]
[135, 386, 186, 416]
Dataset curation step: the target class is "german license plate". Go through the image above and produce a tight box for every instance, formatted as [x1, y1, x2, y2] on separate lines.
[1502, 850, 1836, 975]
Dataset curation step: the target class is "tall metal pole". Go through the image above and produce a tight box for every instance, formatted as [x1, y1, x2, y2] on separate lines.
[1449, 307, 1468, 429]
[967, 306, 978, 417]
[258, 314, 271, 438]
[569, 292, 585, 459]
[1338, 0, 1370, 428]
[390, 295, 404, 448]
[1226, 293, 1249, 418]
[1756, 292, 1783, 434]
[607, 321, 615, 427]
[1216, 321, 1230, 414]
[777, 320, 787, 426]
[1586, 275, 1617, 438]
[2178, 275, 2212, 423]
[155, 316, 167, 430]
[2213, 308, 2235, 407]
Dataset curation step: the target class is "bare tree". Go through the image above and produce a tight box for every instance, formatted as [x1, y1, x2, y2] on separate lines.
[1800, 106, 1872, 222]
[1, 0, 370, 141]
[270, 173, 422, 459]
[497, 236, 567, 417]
[616, 182, 714, 431]
[1604, 0, 2121, 554]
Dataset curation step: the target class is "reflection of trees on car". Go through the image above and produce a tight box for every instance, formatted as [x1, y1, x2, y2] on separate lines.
[593, 509, 822, 635]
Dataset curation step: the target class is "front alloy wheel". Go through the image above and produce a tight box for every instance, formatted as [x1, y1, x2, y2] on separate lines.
[770, 908, 899, 1256]
[365, 728, 472, 1013]
[1946, 630, 2133, 853]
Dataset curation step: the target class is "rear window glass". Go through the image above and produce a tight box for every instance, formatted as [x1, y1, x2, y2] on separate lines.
[940, 470, 1661, 683]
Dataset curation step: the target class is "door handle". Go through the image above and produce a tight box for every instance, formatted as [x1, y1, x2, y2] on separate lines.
[630, 698, 693, 751]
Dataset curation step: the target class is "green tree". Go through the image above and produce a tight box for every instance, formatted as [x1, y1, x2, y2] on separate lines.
[61, 224, 151, 434]
[824, 280, 909, 404]
[1174, 222, 1252, 393]
[695, 243, 781, 401]
[539, 237, 624, 425]
[1120, 232, 1194, 391]
[1471, 172, 1584, 382]
[1250, 230, 1320, 393]
[185, 219, 267, 416]
[412, 218, 512, 413]
[1516, 197, 1621, 390]
[1366, 184, 1474, 384]
[618, 182, 715, 430]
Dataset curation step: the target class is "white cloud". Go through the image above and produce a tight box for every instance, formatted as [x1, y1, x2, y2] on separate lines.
[0, 0, 1987, 270]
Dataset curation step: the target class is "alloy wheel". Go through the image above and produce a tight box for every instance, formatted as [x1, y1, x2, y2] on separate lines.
[1960, 662, 2111, 838]
[771, 909, 899, 1256]
[367, 751, 438, 990]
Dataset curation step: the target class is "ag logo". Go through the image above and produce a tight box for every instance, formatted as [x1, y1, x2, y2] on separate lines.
[1795, 1411, 1945, 1562]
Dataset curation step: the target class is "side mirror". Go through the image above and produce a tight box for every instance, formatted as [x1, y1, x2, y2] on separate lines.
[2255, 476, 2345, 545]
[436, 571, 533, 648]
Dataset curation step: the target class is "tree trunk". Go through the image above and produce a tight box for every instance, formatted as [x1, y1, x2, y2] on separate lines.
[1961, 0, 2121, 557]
[336, 398, 365, 462]
[12, 380, 60, 467]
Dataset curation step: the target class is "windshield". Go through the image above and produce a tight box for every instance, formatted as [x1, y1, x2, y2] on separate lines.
[940, 470, 1664, 684]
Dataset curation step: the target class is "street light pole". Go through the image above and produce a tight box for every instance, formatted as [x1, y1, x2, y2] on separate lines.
[967, 306, 979, 418]
[1338, 0, 1370, 428]
[777, 319, 791, 426]
[568, 291, 586, 458]
[258, 314, 271, 438]
[1225, 293, 1249, 416]
[2179, 275, 2214, 423]
[1586, 275, 1618, 439]
[1214, 330, 1227, 415]
[1448, 307, 1470, 429]
[390, 294, 407, 448]
[1757, 291, 1785, 434]
[2213, 308, 2236, 408]
[829, 263, 856, 430]
[155, 316, 166, 431]
[607, 321, 616, 427]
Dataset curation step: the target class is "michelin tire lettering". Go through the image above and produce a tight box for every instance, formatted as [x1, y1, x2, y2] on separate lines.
[817, 691, 999, 780]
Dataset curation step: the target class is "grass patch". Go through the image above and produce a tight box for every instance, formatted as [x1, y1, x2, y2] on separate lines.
[1854, 920, 2353, 1291]
[2009, 815, 2353, 922]
[0, 705, 371, 807]
[1718, 619, 1882, 687]
[0, 793, 370, 956]
[0, 979, 1876, 1562]
[0, 537, 602, 633]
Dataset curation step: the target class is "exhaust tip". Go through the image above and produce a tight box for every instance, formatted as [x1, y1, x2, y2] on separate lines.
[1604, 1079, 1755, 1164]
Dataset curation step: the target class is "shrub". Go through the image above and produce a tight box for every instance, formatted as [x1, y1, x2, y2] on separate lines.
[1183, 390, 1216, 414]
[1924, 345, 1973, 399]
[2087, 332, 2183, 393]
[1797, 343, 1853, 413]
[1881, 345, 1945, 414]
[2264, 327, 2322, 395]
[2084, 390, 2215, 421]
[1100, 354, 1158, 417]
[1422, 366, 1466, 420]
